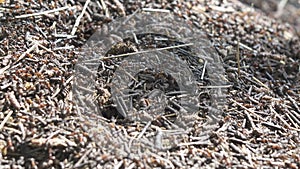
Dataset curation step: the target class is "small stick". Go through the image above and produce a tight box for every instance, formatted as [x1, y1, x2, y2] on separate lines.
[53, 45, 74, 51]
[200, 60, 207, 80]
[261, 122, 285, 131]
[7, 91, 21, 110]
[285, 113, 298, 128]
[15, 44, 37, 63]
[142, 8, 170, 13]
[236, 41, 241, 76]
[198, 84, 232, 89]
[3, 126, 22, 135]
[112, 0, 125, 16]
[64, 75, 74, 87]
[229, 138, 247, 145]
[147, 152, 175, 169]
[287, 110, 300, 127]
[0, 64, 10, 75]
[244, 110, 257, 131]
[52, 34, 76, 38]
[252, 76, 270, 91]
[270, 106, 291, 128]
[27, 39, 60, 57]
[101, 43, 194, 59]
[18, 122, 26, 140]
[230, 98, 262, 120]
[169, 100, 188, 114]
[0, 48, 5, 55]
[127, 163, 136, 169]
[71, 0, 91, 36]
[15, 6, 75, 19]
[0, 7, 11, 12]
[137, 121, 152, 139]
[99, 0, 110, 18]
[239, 42, 255, 52]
[178, 140, 210, 146]
[36, 43, 60, 57]
[46, 129, 61, 140]
[114, 160, 123, 169]
[229, 143, 242, 153]
[74, 148, 93, 168]
[51, 85, 62, 99]
[287, 95, 300, 114]
[0, 110, 13, 131]
[132, 32, 139, 44]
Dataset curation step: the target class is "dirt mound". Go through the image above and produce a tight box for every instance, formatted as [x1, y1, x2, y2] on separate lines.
[0, 0, 299, 168]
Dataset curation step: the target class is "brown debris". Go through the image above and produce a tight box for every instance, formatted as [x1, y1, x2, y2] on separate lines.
[0, 0, 299, 168]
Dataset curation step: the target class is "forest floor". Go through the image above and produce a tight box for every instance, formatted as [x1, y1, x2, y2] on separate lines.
[0, 0, 299, 168]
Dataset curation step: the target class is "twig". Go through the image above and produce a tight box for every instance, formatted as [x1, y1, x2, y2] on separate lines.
[114, 160, 123, 169]
[18, 122, 26, 140]
[244, 110, 259, 132]
[15, 44, 37, 64]
[178, 140, 210, 146]
[99, 0, 110, 18]
[229, 143, 242, 153]
[230, 98, 262, 120]
[287, 110, 300, 128]
[112, 0, 125, 16]
[287, 95, 300, 114]
[3, 126, 22, 135]
[15, 6, 75, 19]
[261, 122, 286, 132]
[236, 41, 241, 76]
[252, 76, 270, 91]
[269, 106, 291, 128]
[201, 60, 207, 80]
[52, 34, 77, 39]
[0, 110, 13, 131]
[7, 91, 21, 110]
[101, 43, 194, 59]
[132, 32, 139, 44]
[147, 152, 175, 169]
[209, 5, 235, 12]
[74, 148, 93, 168]
[198, 84, 232, 89]
[285, 113, 299, 129]
[142, 8, 170, 13]
[127, 163, 136, 169]
[137, 121, 152, 139]
[239, 42, 255, 52]
[0, 7, 11, 12]
[35, 42, 60, 57]
[71, 0, 91, 36]
[0, 64, 10, 75]
[53, 45, 75, 51]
